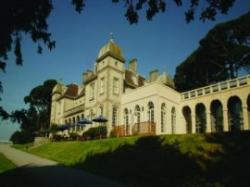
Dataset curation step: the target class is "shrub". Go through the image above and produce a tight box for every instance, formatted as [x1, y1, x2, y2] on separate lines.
[82, 126, 107, 140]
[10, 130, 34, 144]
[69, 132, 78, 141]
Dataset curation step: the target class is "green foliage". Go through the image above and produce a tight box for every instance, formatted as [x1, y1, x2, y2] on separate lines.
[174, 12, 250, 91]
[0, 106, 9, 120]
[10, 130, 34, 144]
[0, 153, 16, 173]
[113, 0, 235, 24]
[82, 126, 107, 140]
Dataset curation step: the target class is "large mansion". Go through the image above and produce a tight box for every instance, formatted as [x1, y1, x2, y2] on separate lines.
[50, 37, 250, 136]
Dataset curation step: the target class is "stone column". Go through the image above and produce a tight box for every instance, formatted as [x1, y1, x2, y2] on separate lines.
[191, 114, 196, 133]
[242, 105, 249, 130]
[206, 112, 212, 133]
[223, 109, 229, 132]
[190, 105, 196, 134]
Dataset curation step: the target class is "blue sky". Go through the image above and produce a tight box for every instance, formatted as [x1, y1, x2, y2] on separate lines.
[0, 0, 249, 140]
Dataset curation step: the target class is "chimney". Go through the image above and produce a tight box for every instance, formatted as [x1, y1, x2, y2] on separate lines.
[149, 69, 159, 82]
[129, 58, 137, 74]
[83, 70, 92, 83]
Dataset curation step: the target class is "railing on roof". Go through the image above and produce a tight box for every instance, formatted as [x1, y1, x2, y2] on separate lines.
[64, 104, 85, 117]
[181, 75, 250, 100]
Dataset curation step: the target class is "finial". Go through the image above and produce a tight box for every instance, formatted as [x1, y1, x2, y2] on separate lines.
[109, 32, 114, 42]
[59, 78, 63, 84]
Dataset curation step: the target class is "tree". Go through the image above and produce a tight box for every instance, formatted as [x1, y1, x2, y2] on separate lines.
[5, 79, 57, 143]
[22, 79, 57, 130]
[174, 12, 250, 91]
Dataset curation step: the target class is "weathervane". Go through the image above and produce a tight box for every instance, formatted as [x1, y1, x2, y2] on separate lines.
[109, 32, 114, 42]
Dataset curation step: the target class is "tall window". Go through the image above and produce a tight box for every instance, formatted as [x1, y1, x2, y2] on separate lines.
[135, 105, 140, 124]
[124, 108, 129, 135]
[77, 115, 80, 122]
[148, 102, 154, 122]
[90, 109, 94, 120]
[113, 77, 119, 94]
[99, 106, 103, 115]
[89, 83, 95, 100]
[100, 77, 105, 94]
[112, 107, 117, 126]
[161, 103, 166, 132]
[81, 113, 84, 119]
[171, 107, 176, 134]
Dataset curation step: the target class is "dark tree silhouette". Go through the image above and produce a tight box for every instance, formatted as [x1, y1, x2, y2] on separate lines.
[174, 12, 250, 91]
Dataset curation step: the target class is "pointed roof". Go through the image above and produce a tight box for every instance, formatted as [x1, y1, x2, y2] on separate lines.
[96, 34, 125, 63]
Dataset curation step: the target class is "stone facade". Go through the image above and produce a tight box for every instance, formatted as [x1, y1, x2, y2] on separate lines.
[50, 37, 250, 136]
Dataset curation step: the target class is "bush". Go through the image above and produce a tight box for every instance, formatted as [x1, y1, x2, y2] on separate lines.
[10, 130, 34, 144]
[82, 126, 107, 140]
[69, 132, 78, 141]
[51, 134, 63, 141]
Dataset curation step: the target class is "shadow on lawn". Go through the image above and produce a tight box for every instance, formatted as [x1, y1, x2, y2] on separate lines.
[0, 164, 125, 187]
[204, 131, 250, 187]
[77, 134, 250, 187]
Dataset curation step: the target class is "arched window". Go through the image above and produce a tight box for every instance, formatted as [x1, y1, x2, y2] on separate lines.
[69, 118, 72, 124]
[112, 106, 117, 126]
[182, 106, 192, 133]
[171, 107, 176, 134]
[228, 96, 243, 131]
[210, 100, 223, 132]
[135, 105, 140, 124]
[148, 102, 154, 122]
[195, 103, 206, 133]
[81, 113, 84, 119]
[77, 115, 80, 122]
[73, 117, 76, 124]
[161, 103, 166, 132]
[124, 108, 129, 135]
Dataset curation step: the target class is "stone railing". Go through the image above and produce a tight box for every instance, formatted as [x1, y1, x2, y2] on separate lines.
[181, 75, 250, 100]
[64, 104, 84, 117]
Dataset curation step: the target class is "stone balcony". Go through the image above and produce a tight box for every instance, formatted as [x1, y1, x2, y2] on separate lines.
[64, 104, 85, 117]
[181, 75, 250, 100]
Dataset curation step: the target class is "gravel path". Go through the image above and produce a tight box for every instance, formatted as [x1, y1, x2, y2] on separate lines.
[0, 144, 127, 187]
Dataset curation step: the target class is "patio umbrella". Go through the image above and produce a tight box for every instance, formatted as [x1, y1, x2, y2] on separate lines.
[92, 115, 108, 123]
[57, 124, 70, 131]
[78, 118, 92, 125]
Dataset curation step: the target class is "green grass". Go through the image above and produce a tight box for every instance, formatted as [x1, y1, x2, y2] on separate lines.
[14, 132, 250, 186]
[0, 153, 16, 173]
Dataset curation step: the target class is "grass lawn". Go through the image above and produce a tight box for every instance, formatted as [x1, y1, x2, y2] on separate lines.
[14, 132, 250, 187]
[0, 153, 16, 173]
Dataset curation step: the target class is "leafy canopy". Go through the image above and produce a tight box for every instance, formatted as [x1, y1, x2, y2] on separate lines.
[174, 12, 250, 91]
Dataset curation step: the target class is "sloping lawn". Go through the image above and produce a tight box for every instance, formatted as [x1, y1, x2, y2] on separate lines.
[15, 132, 250, 187]
[0, 153, 16, 173]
